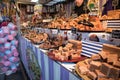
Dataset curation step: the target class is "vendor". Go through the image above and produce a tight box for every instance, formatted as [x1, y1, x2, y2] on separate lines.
[74, 0, 89, 16]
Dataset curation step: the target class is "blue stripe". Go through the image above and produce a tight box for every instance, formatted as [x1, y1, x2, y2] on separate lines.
[44, 54, 49, 80]
[107, 24, 120, 26]
[82, 41, 103, 45]
[22, 38, 32, 80]
[81, 51, 92, 56]
[41, 51, 45, 80]
[60, 66, 69, 80]
[108, 22, 120, 23]
[82, 46, 101, 53]
[53, 62, 61, 80]
[37, 50, 42, 68]
[82, 48, 101, 54]
[48, 58, 54, 80]
[82, 42, 102, 48]
[34, 47, 38, 60]
[82, 45, 102, 51]
[69, 73, 81, 80]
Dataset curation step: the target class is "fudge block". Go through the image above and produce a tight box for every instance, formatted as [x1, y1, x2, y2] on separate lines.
[100, 63, 113, 76]
[99, 51, 108, 60]
[84, 59, 92, 65]
[113, 60, 120, 68]
[107, 54, 118, 64]
[78, 66, 89, 75]
[87, 71, 97, 80]
[89, 61, 102, 72]
[91, 54, 101, 61]
[95, 70, 106, 78]
[98, 78, 114, 80]
[108, 67, 120, 79]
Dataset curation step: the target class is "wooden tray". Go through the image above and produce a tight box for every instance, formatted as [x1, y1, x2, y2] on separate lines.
[75, 61, 91, 80]
[48, 52, 86, 62]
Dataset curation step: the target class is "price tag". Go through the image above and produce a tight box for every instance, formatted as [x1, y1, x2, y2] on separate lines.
[71, 27, 77, 34]
[57, 28, 60, 33]
[112, 30, 120, 39]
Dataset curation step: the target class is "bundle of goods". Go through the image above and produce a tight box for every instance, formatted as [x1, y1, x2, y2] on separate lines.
[23, 30, 48, 44]
[76, 50, 120, 80]
[101, 9, 120, 20]
[47, 14, 104, 31]
[48, 40, 84, 62]
[0, 22, 19, 75]
[39, 34, 63, 50]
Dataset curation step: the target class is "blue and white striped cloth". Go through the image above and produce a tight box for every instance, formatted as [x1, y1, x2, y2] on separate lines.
[81, 41, 103, 57]
[107, 20, 120, 27]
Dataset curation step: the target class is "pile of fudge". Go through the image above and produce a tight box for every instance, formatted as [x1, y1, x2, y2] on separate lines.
[77, 50, 120, 80]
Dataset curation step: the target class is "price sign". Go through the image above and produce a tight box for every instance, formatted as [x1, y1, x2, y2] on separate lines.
[71, 27, 77, 34]
[112, 30, 120, 39]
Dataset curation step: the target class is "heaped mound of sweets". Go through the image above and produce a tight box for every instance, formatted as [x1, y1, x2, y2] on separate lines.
[39, 35, 63, 49]
[23, 30, 48, 44]
[77, 51, 120, 80]
[51, 40, 82, 61]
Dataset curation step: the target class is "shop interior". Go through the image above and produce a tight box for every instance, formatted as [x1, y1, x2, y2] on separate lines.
[0, 0, 120, 80]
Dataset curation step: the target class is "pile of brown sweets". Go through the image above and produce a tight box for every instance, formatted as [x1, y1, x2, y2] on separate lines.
[77, 51, 120, 80]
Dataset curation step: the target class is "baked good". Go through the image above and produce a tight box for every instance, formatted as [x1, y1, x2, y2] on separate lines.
[107, 67, 120, 79]
[91, 54, 101, 61]
[99, 51, 108, 60]
[100, 63, 113, 76]
[78, 66, 89, 75]
[107, 54, 118, 64]
[84, 59, 92, 65]
[87, 71, 97, 80]
[95, 70, 106, 78]
[113, 61, 120, 68]
[89, 61, 102, 72]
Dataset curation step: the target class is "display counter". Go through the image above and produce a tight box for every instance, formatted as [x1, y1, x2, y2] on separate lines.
[19, 36, 82, 80]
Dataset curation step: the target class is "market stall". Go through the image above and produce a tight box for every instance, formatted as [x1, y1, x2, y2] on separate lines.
[17, 0, 120, 80]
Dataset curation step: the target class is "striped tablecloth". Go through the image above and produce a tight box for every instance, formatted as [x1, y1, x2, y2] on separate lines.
[19, 36, 82, 80]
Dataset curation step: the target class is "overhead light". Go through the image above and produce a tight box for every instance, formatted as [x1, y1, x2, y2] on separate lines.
[31, 0, 38, 2]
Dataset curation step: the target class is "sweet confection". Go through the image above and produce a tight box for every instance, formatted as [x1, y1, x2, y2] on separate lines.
[87, 71, 97, 80]
[5, 50, 12, 57]
[99, 51, 108, 60]
[3, 61, 11, 66]
[108, 67, 120, 79]
[113, 61, 120, 68]
[0, 22, 19, 75]
[107, 54, 118, 64]
[2, 27, 10, 35]
[89, 61, 102, 72]
[100, 63, 113, 76]
[7, 35, 14, 41]
[95, 70, 106, 78]
[4, 42, 11, 49]
[91, 54, 101, 61]
[0, 29, 4, 37]
[51, 40, 82, 61]
[78, 66, 89, 75]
